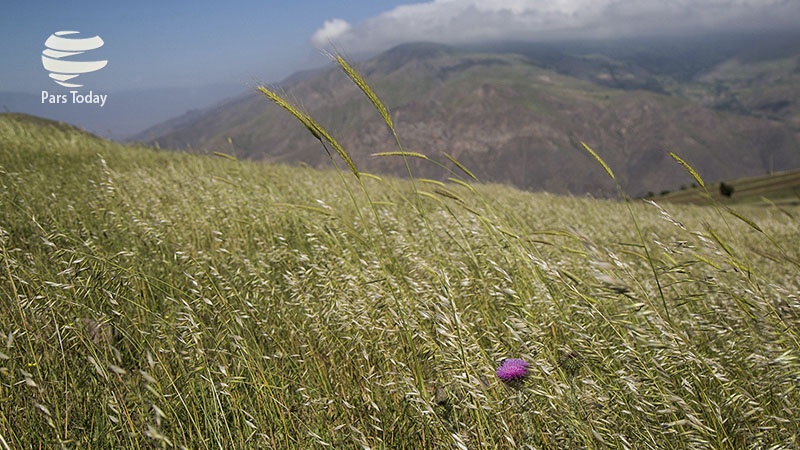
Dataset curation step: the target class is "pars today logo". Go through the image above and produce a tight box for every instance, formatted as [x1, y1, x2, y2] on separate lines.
[41, 31, 108, 107]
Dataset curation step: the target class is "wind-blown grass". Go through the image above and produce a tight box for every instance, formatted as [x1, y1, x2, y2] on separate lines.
[1, 62, 799, 450]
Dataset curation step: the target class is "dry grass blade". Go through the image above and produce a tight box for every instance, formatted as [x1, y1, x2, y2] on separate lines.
[372, 151, 429, 159]
[272, 203, 335, 216]
[360, 172, 384, 181]
[580, 141, 615, 181]
[434, 187, 465, 204]
[443, 153, 479, 182]
[704, 224, 736, 258]
[336, 56, 393, 129]
[419, 178, 446, 187]
[315, 127, 360, 179]
[447, 177, 477, 193]
[256, 86, 321, 140]
[212, 152, 238, 161]
[725, 208, 763, 233]
[416, 190, 444, 203]
[669, 152, 705, 188]
[257, 85, 359, 178]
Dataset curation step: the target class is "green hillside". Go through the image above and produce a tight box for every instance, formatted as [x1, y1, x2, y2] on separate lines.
[2, 112, 800, 448]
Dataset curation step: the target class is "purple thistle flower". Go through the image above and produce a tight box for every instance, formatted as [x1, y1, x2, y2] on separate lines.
[496, 358, 529, 382]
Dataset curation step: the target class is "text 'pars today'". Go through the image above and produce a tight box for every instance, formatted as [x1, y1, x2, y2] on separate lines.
[42, 91, 108, 107]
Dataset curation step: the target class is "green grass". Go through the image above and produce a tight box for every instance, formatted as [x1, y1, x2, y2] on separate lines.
[2, 62, 800, 450]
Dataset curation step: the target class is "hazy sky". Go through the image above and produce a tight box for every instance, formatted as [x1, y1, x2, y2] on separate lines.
[3, 0, 799, 94]
[2, 0, 408, 93]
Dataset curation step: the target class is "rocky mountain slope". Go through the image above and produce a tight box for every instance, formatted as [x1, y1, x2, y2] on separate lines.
[135, 34, 800, 197]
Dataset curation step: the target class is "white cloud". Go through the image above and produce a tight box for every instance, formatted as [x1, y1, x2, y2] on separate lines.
[310, 0, 800, 54]
[310, 18, 353, 49]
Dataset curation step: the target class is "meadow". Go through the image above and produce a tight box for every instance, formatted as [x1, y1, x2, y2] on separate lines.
[1, 63, 799, 448]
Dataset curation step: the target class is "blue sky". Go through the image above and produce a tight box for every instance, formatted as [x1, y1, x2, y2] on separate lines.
[5, 0, 798, 93]
[2, 0, 798, 137]
[2, 1, 411, 92]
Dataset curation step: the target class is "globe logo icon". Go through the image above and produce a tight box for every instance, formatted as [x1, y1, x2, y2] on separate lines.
[42, 31, 107, 88]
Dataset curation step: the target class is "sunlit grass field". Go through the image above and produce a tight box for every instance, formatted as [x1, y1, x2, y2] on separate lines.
[1, 67, 799, 449]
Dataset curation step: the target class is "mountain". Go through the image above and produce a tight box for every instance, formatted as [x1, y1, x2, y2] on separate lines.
[135, 33, 800, 197]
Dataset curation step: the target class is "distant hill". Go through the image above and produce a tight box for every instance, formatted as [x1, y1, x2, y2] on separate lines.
[651, 168, 800, 206]
[1, 82, 246, 139]
[135, 33, 800, 197]
[0, 112, 100, 137]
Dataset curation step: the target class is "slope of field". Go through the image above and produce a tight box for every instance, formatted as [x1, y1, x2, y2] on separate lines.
[654, 168, 800, 205]
[2, 112, 800, 448]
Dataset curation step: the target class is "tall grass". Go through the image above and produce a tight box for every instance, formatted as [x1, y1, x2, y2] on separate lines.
[1, 57, 799, 450]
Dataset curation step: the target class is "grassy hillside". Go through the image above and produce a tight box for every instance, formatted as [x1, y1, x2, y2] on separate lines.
[2, 112, 800, 448]
[654, 168, 800, 206]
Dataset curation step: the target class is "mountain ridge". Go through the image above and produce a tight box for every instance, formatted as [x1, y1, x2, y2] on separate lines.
[135, 34, 800, 197]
